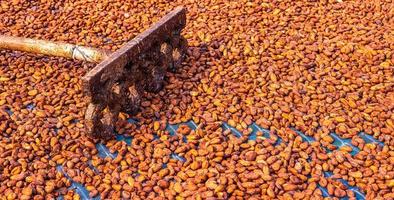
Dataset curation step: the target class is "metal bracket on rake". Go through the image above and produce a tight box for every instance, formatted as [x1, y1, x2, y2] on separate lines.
[0, 7, 188, 138]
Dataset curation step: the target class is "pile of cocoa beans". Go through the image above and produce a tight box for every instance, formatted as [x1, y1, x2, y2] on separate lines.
[0, 0, 393, 199]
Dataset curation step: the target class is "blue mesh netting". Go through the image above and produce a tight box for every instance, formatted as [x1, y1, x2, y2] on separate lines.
[6, 103, 382, 199]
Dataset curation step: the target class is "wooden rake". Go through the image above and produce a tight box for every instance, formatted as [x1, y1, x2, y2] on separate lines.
[0, 7, 188, 138]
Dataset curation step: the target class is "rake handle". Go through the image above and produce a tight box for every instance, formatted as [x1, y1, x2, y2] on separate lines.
[0, 35, 110, 63]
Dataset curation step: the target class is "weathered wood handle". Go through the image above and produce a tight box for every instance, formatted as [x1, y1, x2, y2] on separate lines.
[0, 35, 110, 63]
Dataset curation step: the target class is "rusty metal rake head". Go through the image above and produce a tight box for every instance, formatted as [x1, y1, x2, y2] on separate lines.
[0, 7, 188, 138]
[83, 7, 188, 138]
